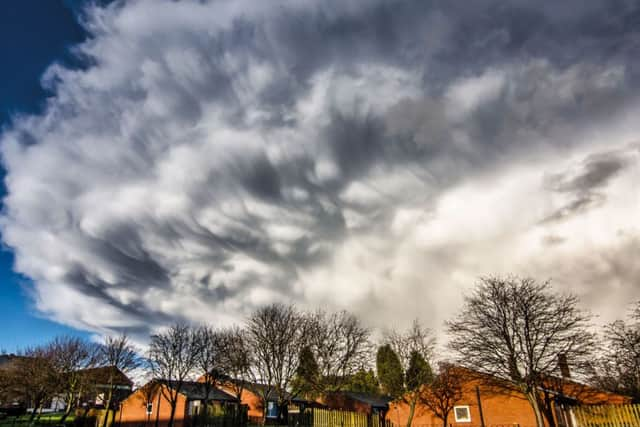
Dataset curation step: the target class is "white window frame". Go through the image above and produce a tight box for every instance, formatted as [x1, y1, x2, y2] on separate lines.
[266, 401, 278, 419]
[454, 405, 471, 423]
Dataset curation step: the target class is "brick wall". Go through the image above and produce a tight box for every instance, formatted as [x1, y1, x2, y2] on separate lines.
[386, 378, 631, 427]
[118, 384, 187, 427]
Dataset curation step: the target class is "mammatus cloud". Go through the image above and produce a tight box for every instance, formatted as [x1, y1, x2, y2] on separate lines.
[1, 0, 640, 341]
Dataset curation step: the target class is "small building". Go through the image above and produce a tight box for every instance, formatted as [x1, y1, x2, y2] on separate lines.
[78, 366, 134, 409]
[118, 380, 238, 427]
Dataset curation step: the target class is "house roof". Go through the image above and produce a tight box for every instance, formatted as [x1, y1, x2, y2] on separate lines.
[337, 392, 392, 409]
[216, 379, 309, 403]
[79, 366, 133, 387]
[442, 365, 632, 404]
[163, 381, 236, 402]
[242, 382, 313, 403]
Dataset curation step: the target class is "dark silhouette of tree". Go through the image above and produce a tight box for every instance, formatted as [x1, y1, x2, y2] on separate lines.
[447, 276, 594, 427]
[49, 336, 100, 423]
[194, 325, 225, 418]
[6, 347, 57, 420]
[381, 321, 435, 427]
[97, 335, 141, 427]
[216, 326, 252, 404]
[291, 346, 320, 399]
[592, 303, 640, 402]
[246, 304, 308, 425]
[343, 369, 379, 395]
[305, 310, 371, 394]
[147, 324, 201, 427]
[376, 345, 404, 398]
[421, 364, 465, 427]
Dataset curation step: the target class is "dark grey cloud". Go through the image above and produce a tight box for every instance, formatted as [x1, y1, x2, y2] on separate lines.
[542, 147, 636, 223]
[1, 0, 640, 339]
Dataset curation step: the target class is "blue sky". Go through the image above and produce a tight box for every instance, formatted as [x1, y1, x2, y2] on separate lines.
[0, 1, 90, 352]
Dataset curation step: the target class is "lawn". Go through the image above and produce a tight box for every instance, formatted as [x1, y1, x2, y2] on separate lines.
[0, 413, 74, 427]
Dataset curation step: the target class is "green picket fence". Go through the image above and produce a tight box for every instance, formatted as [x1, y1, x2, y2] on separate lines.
[573, 404, 640, 427]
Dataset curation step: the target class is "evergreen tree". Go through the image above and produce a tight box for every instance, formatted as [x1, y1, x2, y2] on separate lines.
[376, 345, 404, 398]
[344, 369, 379, 395]
[406, 351, 433, 391]
[292, 346, 320, 399]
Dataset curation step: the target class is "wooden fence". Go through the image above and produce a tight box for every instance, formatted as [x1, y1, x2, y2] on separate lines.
[573, 404, 640, 427]
[290, 408, 392, 427]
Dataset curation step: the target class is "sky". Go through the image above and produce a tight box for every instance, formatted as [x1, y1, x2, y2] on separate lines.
[0, 0, 639, 349]
[0, 0, 91, 351]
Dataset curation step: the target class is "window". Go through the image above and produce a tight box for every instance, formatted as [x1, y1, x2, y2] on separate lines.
[266, 401, 278, 418]
[146, 403, 153, 415]
[454, 406, 471, 423]
[188, 400, 201, 416]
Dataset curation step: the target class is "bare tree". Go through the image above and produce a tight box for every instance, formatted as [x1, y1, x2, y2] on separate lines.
[591, 304, 640, 401]
[385, 320, 435, 370]
[97, 335, 141, 427]
[194, 325, 225, 419]
[7, 346, 57, 420]
[147, 324, 201, 427]
[216, 327, 252, 404]
[382, 320, 436, 427]
[138, 381, 161, 427]
[305, 310, 371, 394]
[446, 276, 595, 427]
[420, 364, 465, 427]
[48, 336, 101, 423]
[246, 304, 308, 425]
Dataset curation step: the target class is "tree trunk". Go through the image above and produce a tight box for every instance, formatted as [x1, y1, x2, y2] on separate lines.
[278, 400, 288, 425]
[168, 401, 178, 427]
[28, 400, 41, 422]
[261, 397, 268, 426]
[442, 413, 448, 427]
[525, 391, 545, 427]
[405, 394, 417, 427]
[60, 392, 75, 423]
[540, 392, 557, 427]
[101, 388, 115, 427]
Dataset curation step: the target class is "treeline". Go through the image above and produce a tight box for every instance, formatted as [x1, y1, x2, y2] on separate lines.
[2, 277, 640, 427]
[0, 336, 139, 426]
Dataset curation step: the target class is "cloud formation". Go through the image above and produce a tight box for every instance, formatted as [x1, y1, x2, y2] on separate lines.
[2, 0, 640, 340]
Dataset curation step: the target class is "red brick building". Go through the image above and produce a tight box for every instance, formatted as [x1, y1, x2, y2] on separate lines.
[387, 368, 630, 427]
[118, 381, 236, 427]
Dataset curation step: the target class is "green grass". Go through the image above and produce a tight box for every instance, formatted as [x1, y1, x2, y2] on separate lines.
[0, 413, 75, 427]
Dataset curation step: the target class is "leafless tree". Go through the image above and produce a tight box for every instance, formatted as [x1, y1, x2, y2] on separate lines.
[246, 304, 308, 424]
[420, 364, 466, 427]
[147, 324, 201, 427]
[216, 326, 252, 404]
[383, 320, 436, 427]
[305, 310, 372, 393]
[194, 325, 226, 418]
[446, 276, 595, 427]
[7, 346, 58, 420]
[97, 335, 141, 427]
[138, 381, 162, 427]
[48, 336, 101, 423]
[385, 320, 435, 370]
[591, 304, 640, 401]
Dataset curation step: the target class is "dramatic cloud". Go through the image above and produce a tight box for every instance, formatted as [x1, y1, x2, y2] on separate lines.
[2, 0, 640, 340]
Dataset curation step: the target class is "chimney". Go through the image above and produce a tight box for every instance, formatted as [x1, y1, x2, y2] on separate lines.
[558, 353, 571, 379]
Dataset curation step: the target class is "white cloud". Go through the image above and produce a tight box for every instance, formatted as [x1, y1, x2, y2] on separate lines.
[2, 0, 640, 343]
